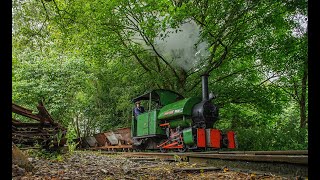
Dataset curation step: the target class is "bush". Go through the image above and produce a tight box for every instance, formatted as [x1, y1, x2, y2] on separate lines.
[66, 124, 79, 154]
[26, 148, 64, 162]
[234, 123, 308, 151]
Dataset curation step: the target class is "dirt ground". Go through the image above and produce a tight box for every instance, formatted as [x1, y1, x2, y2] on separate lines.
[12, 150, 304, 180]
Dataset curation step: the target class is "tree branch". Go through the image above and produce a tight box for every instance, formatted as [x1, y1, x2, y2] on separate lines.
[114, 30, 151, 72]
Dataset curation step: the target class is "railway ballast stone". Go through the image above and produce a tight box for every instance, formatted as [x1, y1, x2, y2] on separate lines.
[12, 150, 305, 180]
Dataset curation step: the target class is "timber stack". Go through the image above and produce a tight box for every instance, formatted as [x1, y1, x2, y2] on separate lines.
[12, 101, 67, 149]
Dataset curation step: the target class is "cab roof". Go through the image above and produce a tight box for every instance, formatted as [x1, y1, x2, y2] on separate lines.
[131, 89, 184, 106]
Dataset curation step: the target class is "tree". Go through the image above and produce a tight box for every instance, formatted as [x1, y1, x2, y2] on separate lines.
[12, 0, 308, 149]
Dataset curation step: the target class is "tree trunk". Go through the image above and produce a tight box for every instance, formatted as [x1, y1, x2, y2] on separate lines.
[75, 113, 81, 141]
[300, 101, 306, 128]
[299, 62, 308, 128]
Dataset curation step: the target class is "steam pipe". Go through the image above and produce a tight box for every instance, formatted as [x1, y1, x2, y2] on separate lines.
[201, 74, 209, 101]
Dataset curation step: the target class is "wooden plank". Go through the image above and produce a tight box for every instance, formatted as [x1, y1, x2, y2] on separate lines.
[12, 103, 33, 113]
[126, 152, 308, 165]
[12, 104, 41, 122]
[12, 132, 56, 136]
[129, 165, 160, 170]
[19, 147, 42, 150]
[36, 102, 54, 124]
[12, 118, 22, 123]
[131, 150, 308, 156]
[12, 102, 67, 149]
[96, 145, 133, 149]
[215, 150, 308, 155]
[188, 154, 308, 165]
[12, 133, 53, 138]
[12, 122, 53, 127]
[128, 158, 157, 162]
[248, 150, 308, 155]
[173, 167, 221, 173]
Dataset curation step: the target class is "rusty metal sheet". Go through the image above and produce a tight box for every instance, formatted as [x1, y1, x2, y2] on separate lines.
[114, 127, 131, 134]
[105, 132, 119, 145]
[94, 133, 107, 146]
[90, 127, 133, 147]
[115, 133, 123, 142]
[113, 128, 133, 144]
[85, 136, 98, 147]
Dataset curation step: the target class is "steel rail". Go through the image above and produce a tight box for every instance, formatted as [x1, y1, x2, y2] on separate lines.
[122, 151, 308, 165]
[189, 150, 308, 155]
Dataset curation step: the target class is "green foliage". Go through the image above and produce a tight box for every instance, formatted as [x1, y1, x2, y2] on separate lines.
[54, 130, 64, 148]
[235, 124, 308, 151]
[173, 154, 182, 162]
[66, 124, 79, 154]
[27, 148, 65, 162]
[216, 102, 307, 150]
[12, 0, 307, 150]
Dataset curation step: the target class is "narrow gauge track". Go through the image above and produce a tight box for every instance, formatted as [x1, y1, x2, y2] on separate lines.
[94, 150, 308, 177]
[119, 150, 308, 165]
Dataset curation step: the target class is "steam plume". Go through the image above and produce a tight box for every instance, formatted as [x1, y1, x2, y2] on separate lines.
[154, 20, 210, 71]
[130, 18, 210, 71]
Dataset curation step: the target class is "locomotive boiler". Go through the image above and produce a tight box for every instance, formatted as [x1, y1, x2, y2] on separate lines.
[131, 74, 236, 152]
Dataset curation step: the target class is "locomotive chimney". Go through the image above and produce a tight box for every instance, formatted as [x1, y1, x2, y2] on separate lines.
[201, 74, 209, 101]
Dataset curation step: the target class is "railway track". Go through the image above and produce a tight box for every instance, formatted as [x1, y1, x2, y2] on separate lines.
[104, 150, 308, 177]
[81, 129, 308, 177]
[121, 150, 308, 164]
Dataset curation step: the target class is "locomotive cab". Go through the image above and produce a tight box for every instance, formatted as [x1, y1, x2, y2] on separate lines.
[131, 89, 184, 148]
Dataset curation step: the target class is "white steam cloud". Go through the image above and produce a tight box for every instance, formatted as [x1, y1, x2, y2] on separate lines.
[130, 19, 210, 71]
[154, 20, 210, 71]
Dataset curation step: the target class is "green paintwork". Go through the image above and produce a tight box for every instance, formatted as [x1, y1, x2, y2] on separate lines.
[169, 118, 192, 128]
[158, 97, 201, 120]
[132, 89, 183, 107]
[183, 128, 195, 145]
[154, 89, 183, 106]
[136, 110, 165, 137]
[131, 115, 137, 137]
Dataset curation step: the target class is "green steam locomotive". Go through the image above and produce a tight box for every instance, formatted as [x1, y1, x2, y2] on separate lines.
[131, 74, 236, 152]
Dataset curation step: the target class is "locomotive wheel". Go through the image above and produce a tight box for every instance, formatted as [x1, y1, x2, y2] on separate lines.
[158, 139, 168, 153]
[177, 145, 187, 153]
[160, 146, 168, 153]
[222, 135, 229, 148]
